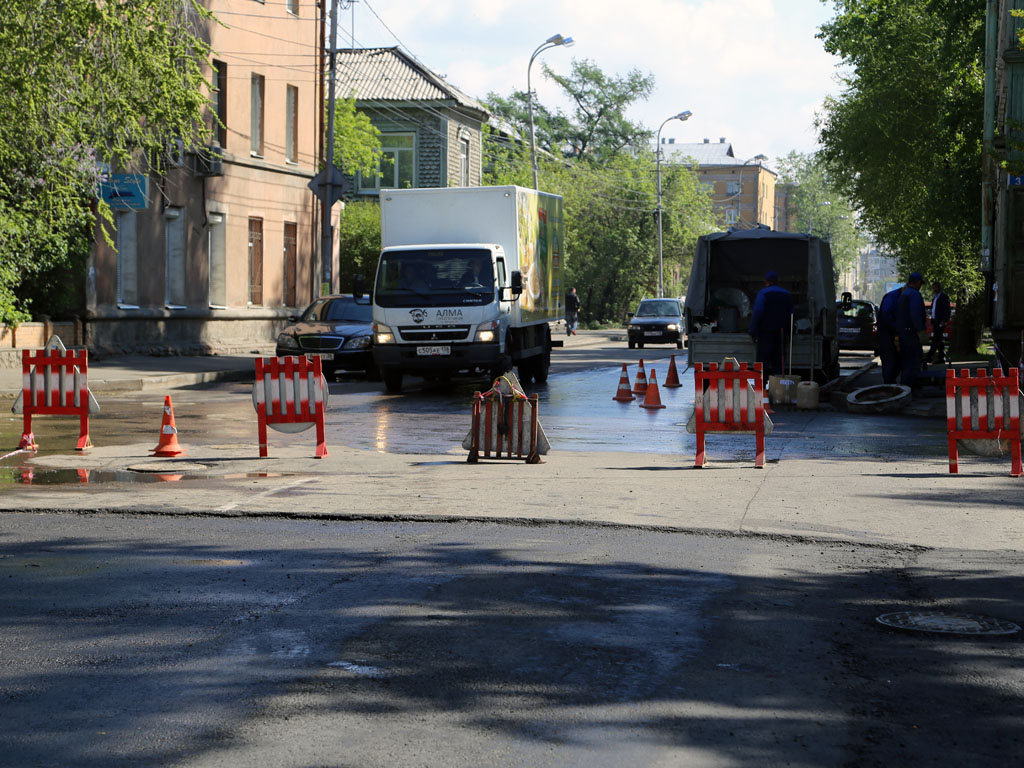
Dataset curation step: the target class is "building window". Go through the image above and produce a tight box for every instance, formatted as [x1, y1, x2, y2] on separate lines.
[459, 136, 470, 187]
[726, 180, 740, 196]
[208, 212, 227, 308]
[286, 0, 298, 14]
[116, 211, 138, 307]
[284, 221, 297, 307]
[211, 60, 227, 148]
[360, 133, 415, 192]
[250, 73, 265, 157]
[165, 207, 187, 307]
[286, 84, 298, 163]
[725, 208, 738, 225]
[248, 217, 263, 305]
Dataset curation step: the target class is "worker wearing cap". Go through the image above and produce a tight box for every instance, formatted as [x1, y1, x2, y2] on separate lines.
[876, 284, 904, 384]
[749, 270, 794, 379]
[895, 272, 927, 388]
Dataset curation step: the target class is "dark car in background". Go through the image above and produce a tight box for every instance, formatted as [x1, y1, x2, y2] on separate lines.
[627, 298, 684, 349]
[836, 298, 877, 352]
[275, 294, 377, 379]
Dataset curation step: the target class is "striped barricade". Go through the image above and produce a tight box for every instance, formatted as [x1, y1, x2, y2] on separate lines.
[13, 344, 97, 451]
[253, 356, 328, 458]
[690, 361, 769, 468]
[946, 368, 1021, 477]
[466, 378, 542, 464]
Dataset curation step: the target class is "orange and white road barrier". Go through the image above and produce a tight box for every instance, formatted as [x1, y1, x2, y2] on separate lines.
[663, 355, 682, 388]
[253, 356, 328, 458]
[688, 360, 771, 469]
[640, 369, 666, 409]
[151, 395, 186, 457]
[466, 374, 545, 464]
[612, 364, 635, 402]
[12, 336, 99, 451]
[632, 359, 648, 395]
[946, 367, 1021, 477]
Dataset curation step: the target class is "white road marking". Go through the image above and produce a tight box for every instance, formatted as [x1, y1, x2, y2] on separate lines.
[216, 476, 316, 512]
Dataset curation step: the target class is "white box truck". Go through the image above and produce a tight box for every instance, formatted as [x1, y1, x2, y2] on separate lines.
[371, 186, 565, 393]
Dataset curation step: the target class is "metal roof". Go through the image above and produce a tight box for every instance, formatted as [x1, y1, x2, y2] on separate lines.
[334, 47, 488, 117]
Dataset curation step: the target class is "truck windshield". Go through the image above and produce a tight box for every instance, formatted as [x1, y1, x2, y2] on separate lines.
[375, 248, 495, 307]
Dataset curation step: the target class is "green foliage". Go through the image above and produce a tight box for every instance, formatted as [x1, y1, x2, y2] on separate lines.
[775, 151, 868, 281]
[816, 0, 985, 300]
[0, 0, 215, 323]
[332, 96, 383, 178]
[336, 201, 382, 293]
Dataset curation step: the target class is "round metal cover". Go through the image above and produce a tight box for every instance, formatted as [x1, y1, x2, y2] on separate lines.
[128, 462, 210, 473]
[876, 611, 1020, 636]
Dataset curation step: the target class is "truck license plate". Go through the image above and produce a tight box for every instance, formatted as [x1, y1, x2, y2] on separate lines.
[416, 345, 451, 356]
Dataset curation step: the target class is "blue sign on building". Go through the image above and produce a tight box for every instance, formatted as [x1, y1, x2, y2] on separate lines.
[99, 174, 149, 209]
[1008, 175, 1024, 187]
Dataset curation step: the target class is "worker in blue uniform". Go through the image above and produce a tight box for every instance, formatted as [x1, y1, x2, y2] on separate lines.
[749, 270, 794, 380]
[895, 272, 926, 388]
[876, 285, 903, 384]
[924, 281, 951, 365]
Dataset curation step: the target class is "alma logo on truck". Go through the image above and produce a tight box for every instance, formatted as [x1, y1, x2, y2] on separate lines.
[409, 309, 429, 323]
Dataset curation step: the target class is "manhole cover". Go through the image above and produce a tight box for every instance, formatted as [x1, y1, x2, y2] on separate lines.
[128, 462, 210, 473]
[876, 611, 1021, 636]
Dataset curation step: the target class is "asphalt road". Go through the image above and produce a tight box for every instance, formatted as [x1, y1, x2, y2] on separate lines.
[2, 512, 1021, 767]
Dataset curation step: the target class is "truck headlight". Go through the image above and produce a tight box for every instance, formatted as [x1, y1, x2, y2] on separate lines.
[373, 322, 394, 344]
[277, 334, 299, 350]
[666, 323, 679, 331]
[474, 319, 498, 343]
[343, 335, 371, 349]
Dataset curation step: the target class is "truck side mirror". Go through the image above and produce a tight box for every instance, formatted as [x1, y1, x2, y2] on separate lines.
[840, 291, 852, 311]
[509, 270, 524, 299]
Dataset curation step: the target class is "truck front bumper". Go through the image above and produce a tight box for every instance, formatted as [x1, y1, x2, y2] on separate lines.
[373, 342, 501, 374]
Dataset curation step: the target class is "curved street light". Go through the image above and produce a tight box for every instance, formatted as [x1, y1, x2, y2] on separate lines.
[656, 110, 693, 298]
[728, 154, 768, 228]
[528, 33, 574, 190]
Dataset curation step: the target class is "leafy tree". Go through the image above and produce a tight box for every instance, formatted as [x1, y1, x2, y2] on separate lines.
[775, 151, 867, 281]
[335, 200, 381, 294]
[816, 0, 985, 351]
[487, 59, 655, 161]
[0, 0, 215, 324]
[332, 96, 382, 178]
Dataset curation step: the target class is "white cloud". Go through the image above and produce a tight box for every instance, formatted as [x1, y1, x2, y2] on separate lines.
[355, 0, 841, 159]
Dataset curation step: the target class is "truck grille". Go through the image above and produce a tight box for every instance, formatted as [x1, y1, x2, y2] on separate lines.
[298, 335, 343, 351]
[398, 325, 471, 342]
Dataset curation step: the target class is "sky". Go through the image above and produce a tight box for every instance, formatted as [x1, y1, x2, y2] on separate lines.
[347, 0, 845, 168]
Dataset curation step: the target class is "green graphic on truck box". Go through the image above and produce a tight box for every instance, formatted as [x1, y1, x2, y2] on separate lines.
[517, 189, 564, 323]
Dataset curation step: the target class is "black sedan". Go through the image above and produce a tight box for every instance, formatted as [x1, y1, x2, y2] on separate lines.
[275, 294, 377, 378]
[836, 298, 878, 352]
[627, 298, 684, 349]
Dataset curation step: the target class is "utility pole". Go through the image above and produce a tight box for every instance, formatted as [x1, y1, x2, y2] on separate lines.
[320, 0, 340, 296]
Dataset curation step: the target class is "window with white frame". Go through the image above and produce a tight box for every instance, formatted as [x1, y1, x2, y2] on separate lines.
[250, 73, 265, 157]
[725, 208, 738, 225]
[165, 207, 187, 307]
[459, 136, 470, 186]
[286, 0, 298, 14]
[116, 210, 138, 307]
[360, 133, 415, 191]
[726, 180, 740, 196]
[208, 212, 226, 308]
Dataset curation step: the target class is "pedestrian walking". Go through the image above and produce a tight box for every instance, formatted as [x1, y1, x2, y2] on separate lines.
[877, 284, 903, 384]
[895, 272, 927, 388]
[749, 270, 794, 379]
[924, 281, 951, 365]
[565, 287, 581, 336]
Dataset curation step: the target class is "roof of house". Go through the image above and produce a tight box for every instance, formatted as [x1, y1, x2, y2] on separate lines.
[334, 47, 488, 118]
[657, 139, 776, 176]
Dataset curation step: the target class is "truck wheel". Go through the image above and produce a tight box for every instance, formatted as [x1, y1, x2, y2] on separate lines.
[517, 360, 534, 384]
[628, 340, 635, 350]
[637, 342, 644, 349]
[533, 351, 550, 384]
[383, 371, 403, 394]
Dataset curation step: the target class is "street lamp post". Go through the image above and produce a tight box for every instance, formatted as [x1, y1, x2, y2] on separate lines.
[528, 33, 574, 190]
[656, 110, 692, 298]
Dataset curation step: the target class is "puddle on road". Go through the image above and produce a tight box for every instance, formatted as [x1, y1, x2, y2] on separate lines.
[0, 465, 307, 487]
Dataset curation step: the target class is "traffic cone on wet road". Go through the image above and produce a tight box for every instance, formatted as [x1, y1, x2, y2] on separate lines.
[612, 364, 635, 401]
[640, 369, 667, 409]
[632, 359, 648, 395]
[664, 355, 682, 388]
[151, 395, 186, 457]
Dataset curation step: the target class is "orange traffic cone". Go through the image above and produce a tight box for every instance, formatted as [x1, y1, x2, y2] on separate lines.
[632, 359, 648, 395]
[640, 369, 666, 409]
[612, 363, 635, 401]
[151, 395, 186, 457]
[663, 355, 682, 388]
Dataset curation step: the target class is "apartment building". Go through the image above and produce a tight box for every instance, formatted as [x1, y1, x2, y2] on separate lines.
[661, 138, 776, 230]
[89, 0, 321, 354]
